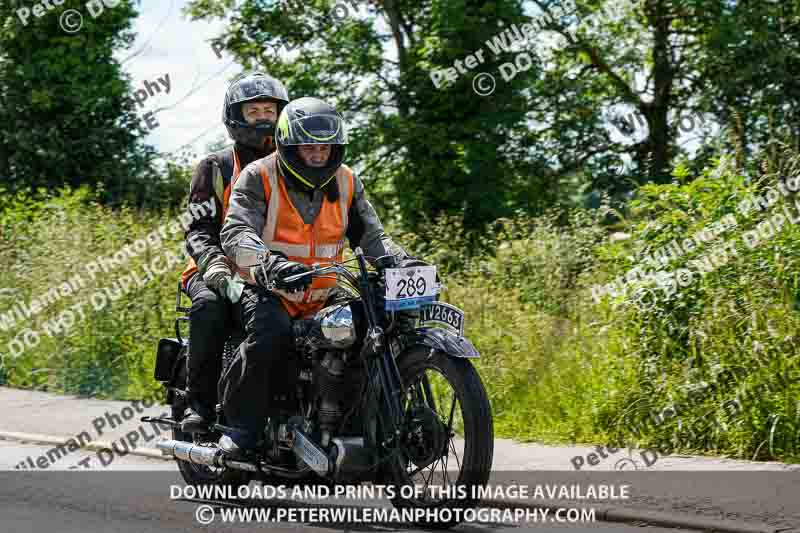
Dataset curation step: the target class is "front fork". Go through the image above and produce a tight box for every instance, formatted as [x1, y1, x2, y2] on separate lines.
[365, 327, 405, 450]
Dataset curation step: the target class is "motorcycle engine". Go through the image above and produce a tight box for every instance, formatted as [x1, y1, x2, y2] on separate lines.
[312, 350, 365, 446]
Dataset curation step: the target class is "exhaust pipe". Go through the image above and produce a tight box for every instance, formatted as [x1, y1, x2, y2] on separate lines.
[159, 434, 374, 482]
[157, 439, 260, 473]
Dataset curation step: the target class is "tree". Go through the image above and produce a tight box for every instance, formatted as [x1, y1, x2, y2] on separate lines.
[186, 0, 800, 230]
[525, 0, 800, 190]
[187, 0, 562, 232]
[0, 0, 155, 204]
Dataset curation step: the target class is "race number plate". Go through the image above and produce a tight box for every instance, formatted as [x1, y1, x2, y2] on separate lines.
[419, 302, 465, 336]
[384, 265, 438, 311]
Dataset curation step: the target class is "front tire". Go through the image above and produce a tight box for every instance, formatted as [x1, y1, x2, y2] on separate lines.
[385, 345, 494, 529]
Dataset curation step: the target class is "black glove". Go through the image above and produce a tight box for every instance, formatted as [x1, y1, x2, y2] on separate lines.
[272, 260, 313, 293]
[255, 255, 313, 293]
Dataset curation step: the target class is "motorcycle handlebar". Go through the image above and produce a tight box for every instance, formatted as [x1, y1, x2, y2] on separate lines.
[279, 248, 395, 285]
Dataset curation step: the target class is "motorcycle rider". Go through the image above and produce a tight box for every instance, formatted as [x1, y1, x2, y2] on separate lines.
[180, 72, 289, 433]
[218, 97, 414, 456]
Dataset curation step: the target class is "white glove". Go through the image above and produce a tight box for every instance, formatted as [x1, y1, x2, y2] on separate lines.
[225, 273, 245, 304]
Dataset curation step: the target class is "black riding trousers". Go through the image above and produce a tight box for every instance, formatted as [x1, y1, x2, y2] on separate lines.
[218, 285, 296, 445]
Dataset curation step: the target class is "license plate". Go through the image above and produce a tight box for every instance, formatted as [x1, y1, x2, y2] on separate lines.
[384, 265, 438, 311]
[419, 302, 465, 336]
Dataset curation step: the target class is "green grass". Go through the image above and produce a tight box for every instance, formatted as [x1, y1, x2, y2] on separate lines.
[3, 143, 800, 463]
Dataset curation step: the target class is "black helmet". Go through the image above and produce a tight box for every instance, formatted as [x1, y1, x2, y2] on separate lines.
[275, 97, 348, 190]
[223, 72, 289, 150]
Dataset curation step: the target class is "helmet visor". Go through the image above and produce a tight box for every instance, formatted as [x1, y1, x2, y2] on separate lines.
[279, 114, 348, 145]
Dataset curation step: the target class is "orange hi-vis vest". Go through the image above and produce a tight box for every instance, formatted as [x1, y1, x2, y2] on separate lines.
[180, 149, 242, 289]
[257, 154, 355, 318]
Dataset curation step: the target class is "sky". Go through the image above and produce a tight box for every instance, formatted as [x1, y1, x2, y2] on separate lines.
[116, 0, 712, 163]
[116, 0, 239, 158]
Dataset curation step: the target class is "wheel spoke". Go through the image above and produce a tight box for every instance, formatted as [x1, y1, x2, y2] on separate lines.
[399, 363, 474, 506]
[440, 448, 450, 488]
[414, 381, 426, 407]
[446, 395, 456, 433]
[422, 458, 437, 494]
[449, 439, 462, 472]
[422, 374, 438, 413]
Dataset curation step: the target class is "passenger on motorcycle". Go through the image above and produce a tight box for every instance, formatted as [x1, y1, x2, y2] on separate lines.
[180, 72, 289, 433]
[218, 97, 413, 456]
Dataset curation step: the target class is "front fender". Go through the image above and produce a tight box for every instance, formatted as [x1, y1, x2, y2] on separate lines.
[409, 327, 480, 358]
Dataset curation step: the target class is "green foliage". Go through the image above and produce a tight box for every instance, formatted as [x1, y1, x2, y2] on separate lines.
[182, 0, 799, 232]
[186, 0, 570, 232]
[0, 187, 183, 401]
[396, 142, 800, 461]
[0, 0, 158, 206]
[582, 143, 800, 460]
[6, 145, 800, 463]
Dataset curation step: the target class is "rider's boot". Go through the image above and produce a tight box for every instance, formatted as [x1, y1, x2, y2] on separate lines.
[180, 399, 214, 433]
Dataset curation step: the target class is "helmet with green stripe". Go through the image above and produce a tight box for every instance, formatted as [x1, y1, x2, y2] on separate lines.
[275, 97, 348, 190]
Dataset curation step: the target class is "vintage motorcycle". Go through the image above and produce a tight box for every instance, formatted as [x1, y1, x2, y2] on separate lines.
[148, 247, 493, 528]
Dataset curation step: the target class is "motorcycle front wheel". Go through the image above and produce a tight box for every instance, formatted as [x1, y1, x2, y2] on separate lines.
[384, 345, 494, 529]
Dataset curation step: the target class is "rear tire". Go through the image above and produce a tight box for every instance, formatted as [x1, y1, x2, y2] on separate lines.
[384, 345, 494, 529]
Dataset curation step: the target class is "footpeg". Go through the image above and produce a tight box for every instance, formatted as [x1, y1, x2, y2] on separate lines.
[140, 416, 180, 428]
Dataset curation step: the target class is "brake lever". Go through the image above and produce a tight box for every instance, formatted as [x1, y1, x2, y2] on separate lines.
[269, 264, 336, 291]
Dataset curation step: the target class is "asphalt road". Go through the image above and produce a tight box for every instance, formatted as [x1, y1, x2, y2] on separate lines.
[0, 441, 694, 533]
[3, 388, 800, 532]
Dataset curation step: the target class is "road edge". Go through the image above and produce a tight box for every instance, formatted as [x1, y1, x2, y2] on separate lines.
[0, 430, 784, 532]
[485, 497, 781, 533]
[0, 430, 170, 461]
